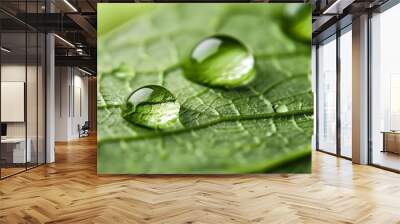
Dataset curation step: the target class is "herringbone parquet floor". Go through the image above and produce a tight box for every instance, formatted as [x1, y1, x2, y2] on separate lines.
[1, 135, 400, 224]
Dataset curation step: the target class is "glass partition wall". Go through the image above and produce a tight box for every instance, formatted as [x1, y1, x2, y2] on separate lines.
[0, 30, 27, 177]
[316, 25, 353, 159]
[0, 3, 46, 179]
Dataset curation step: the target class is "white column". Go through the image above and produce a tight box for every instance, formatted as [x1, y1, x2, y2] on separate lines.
[352, 14, 369, 164]
[46, 32, 55, 163]
[45, 0, 56, 163]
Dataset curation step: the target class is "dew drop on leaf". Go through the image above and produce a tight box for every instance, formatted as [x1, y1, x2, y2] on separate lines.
[273, 104, 288, 113]
[122, 85, 180, 129]
[283, 5, 311, 42]
[184, 35, 255, 88]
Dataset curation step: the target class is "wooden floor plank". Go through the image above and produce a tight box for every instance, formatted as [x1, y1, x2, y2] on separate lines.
[0, 135, 400, 223]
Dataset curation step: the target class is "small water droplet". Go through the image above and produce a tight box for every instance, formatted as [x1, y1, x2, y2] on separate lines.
[273, 104, 288, 113]
[122, 85, 180, 129]
[184, 35, 255, 88]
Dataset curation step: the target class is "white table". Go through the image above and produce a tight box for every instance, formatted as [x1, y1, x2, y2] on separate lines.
[1, 138, 31, 163]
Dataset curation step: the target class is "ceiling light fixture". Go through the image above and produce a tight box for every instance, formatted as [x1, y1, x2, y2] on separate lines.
[322, 0, 354, 15]
[78, 67, 93, 76]
[54, 34, 75, 48]
[1, 47, 11, 53]
[63, 0, 78, 12]
[323, 0, 341, 14]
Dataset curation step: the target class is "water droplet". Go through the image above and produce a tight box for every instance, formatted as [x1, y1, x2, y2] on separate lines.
[284, 5, 311, 42]
[273, 104, 288, 113]
[184, 35, 255, 88]
[122, 85, 180, 129]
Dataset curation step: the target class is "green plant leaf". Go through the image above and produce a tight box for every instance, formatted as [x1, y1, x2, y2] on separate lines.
[98, 4, 313, 174]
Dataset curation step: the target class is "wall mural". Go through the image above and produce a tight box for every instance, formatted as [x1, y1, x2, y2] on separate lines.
[97, 3, 312, 174]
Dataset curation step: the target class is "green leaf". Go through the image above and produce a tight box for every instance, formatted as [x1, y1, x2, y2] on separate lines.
[98, 4, 313, 174]
[97, 4, 157, 36]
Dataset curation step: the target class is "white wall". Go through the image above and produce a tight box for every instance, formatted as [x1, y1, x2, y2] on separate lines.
[55, 67, 69, 141]
[55, 67, 89, 141]
[1, 65, 26, 140]
[71, 73, 89, 138]
[1, 65, 34, 138]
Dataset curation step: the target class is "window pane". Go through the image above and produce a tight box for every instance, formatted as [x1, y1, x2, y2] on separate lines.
[371, 4, 400, 171]
[318, 36, 337, 154]
[340, 29, 352, 158]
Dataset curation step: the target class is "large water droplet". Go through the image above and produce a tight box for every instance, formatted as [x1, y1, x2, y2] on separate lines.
[284, 5, 311, 42]
[184, 35, 255, 88]
[122, 85, 180, 129]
